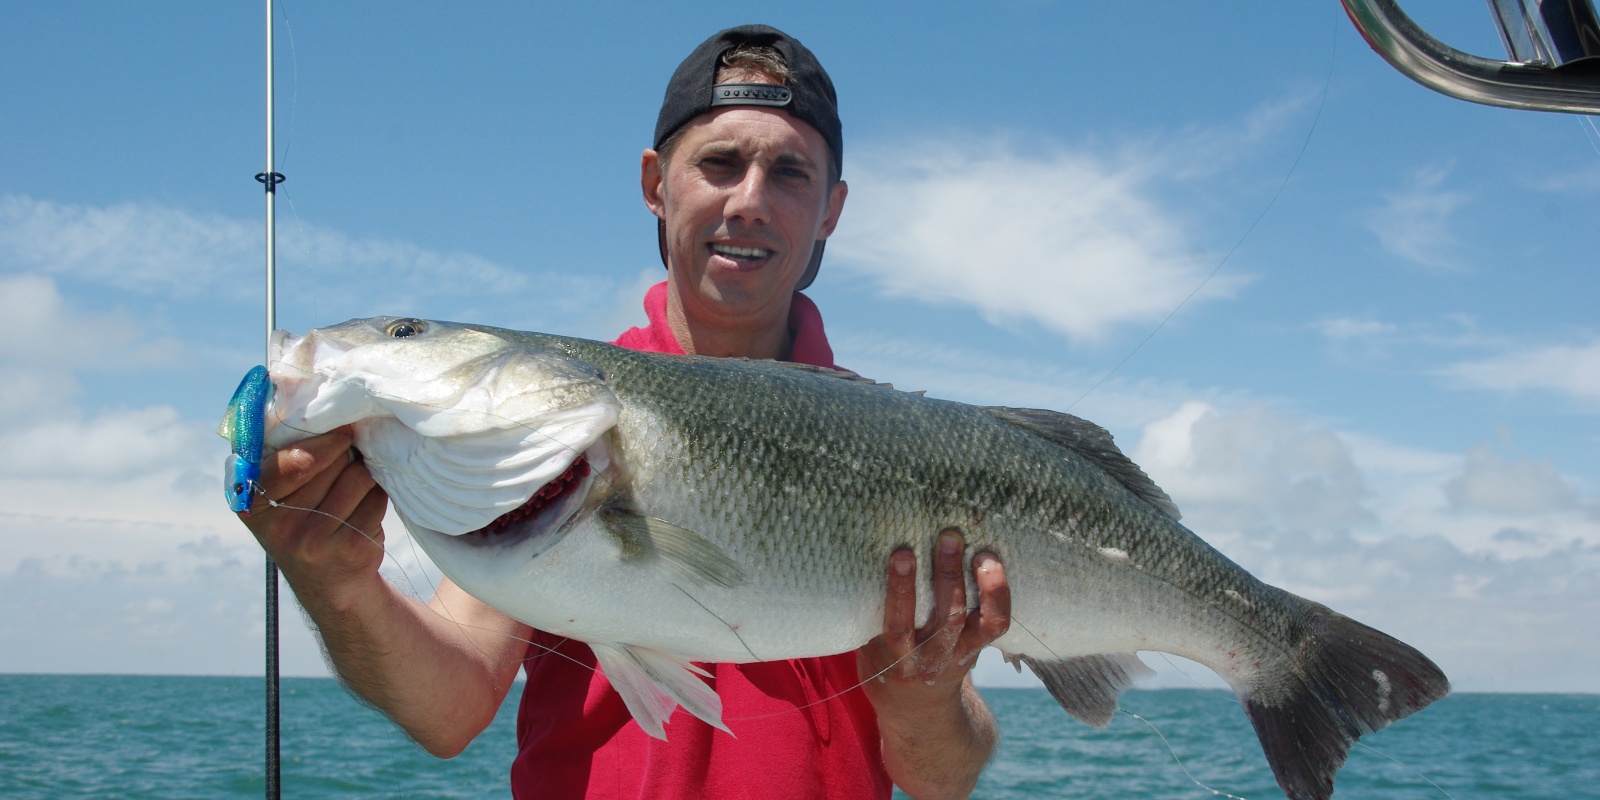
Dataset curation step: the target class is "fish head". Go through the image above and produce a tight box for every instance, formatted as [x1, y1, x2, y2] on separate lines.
[263, 317, 622, 546]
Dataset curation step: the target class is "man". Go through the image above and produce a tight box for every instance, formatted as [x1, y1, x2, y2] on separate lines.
[238, 25, 1010, 799]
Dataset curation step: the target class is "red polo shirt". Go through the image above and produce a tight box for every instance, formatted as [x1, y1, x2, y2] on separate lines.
[509, 282, 890, 800]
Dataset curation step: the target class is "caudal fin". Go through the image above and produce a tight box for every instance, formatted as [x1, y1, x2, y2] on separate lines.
[1244, 604, 1449, 800]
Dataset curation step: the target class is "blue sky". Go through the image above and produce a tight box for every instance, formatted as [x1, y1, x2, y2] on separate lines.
[1, 0, 1596, 716]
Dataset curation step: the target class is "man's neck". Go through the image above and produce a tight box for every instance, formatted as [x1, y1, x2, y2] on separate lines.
[665, 286, 793, 360]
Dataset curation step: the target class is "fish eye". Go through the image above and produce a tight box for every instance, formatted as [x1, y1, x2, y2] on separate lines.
[386, 319, 427, 339]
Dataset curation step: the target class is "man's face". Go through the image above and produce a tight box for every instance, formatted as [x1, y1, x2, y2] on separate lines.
[642, 106, 847, 331]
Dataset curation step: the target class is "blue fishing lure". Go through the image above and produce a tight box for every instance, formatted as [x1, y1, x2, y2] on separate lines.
[218, 365, 273, 514]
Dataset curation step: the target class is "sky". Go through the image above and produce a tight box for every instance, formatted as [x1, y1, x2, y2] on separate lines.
[1, 0, 1596, 718]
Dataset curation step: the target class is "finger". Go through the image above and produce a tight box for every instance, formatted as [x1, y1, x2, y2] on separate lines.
[343, 479, 390, 549]
[880, 548, 918, 679]
[327, 460, 384, 527]
[915, 529, 967, 679]
[923, 528, 968, 638]
[960, 552, 1010, 660]
[282, 459, 380, 539]
[257, 430, 355, 504]
[265, 464, 385, 571]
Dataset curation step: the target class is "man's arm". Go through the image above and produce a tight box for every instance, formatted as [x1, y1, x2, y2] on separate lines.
[857, 529, 1011, 800]
[238, 429, 530, 757]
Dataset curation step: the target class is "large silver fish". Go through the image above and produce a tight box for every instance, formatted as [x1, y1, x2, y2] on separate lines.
[260, 316, 1448, 800]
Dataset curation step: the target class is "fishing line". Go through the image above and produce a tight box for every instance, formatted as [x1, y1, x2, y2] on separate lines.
[255, 362, 985, 721]
[722, 606, 976, 725]
[272, 0, 299, 177]
[1351, 740, 1459, 800]
[1147, 656, 1454, 797]
[1578, 114, 1600, 159]
[269, 0, 317, 293]
[1156, 651, 1238, 701]
[671, 585, 763, 662]
[258, 476, 986, 729]
[251, 484, 601, 675]
[1065, 8, 1339, 413]
[1120, 709, 1249, 799]
[1003, 619, 1261, 798]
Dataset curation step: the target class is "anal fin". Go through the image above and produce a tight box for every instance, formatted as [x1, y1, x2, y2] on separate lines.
[1019, 652, 1154, 727]
[590, 642, 730, 740]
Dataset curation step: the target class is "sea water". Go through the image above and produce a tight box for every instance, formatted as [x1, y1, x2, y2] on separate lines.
[0, 674, 1594, 799]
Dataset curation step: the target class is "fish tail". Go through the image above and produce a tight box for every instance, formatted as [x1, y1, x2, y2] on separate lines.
[1243, 603, 1449, 800]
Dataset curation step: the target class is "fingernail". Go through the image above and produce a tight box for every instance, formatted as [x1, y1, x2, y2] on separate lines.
[940, 531, 961, 554]
[894, 554, 913, 576]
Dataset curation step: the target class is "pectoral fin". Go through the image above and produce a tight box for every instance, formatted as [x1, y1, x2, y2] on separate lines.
[590, 642, 729, 740]
[1018, 652, 1154, 727]
[600, 509, 747, 588]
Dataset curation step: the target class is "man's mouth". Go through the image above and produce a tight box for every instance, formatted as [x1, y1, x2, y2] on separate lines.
[710, 243, 773, 262]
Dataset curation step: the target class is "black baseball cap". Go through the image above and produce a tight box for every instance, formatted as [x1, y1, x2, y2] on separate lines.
[652, 24, 842, 291]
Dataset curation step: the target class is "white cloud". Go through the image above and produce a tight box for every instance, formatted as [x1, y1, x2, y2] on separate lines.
[1446, 443, 1581, 515]
[1312, 315, 1397, 341]
[832, 337, 1600, 691]
[0, 194, 257, 296]
[1359, 165, 1472, 272]
[1444, 338, 1600, 409]
[0, 194, 610, 316]
[1116, 402, 1599, 690]
[0, 406, 213, 481]
[0, 273, 184, 369]
[1529, 158, 1600, 194]
[1311, 315, 1404, 364]
[1161, 91, 1316, 181]
[1132, 401, 1375, 544]
[828, 141, 1248, 343]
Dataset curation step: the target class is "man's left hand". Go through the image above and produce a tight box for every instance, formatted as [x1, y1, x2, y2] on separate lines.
[855, 528, 1010, 799]
[857, 527, 1010, 691]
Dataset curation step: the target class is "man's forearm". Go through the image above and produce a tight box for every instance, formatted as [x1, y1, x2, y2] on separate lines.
[242, 431, 527, 758]
[877, 677, 998, 800]
[288, 570, 527, 758]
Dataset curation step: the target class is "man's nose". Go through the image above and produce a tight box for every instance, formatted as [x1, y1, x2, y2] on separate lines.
[724, 167, 772, 225]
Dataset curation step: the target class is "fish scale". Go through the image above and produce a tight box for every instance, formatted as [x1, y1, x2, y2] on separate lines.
[258, 317, 1449, 800]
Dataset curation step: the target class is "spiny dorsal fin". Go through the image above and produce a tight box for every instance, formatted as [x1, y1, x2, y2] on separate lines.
[600, 508, 748, 588]
[983, 406, 1181, 521]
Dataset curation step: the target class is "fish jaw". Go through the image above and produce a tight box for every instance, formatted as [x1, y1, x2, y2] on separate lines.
[262, 317, 625, 534]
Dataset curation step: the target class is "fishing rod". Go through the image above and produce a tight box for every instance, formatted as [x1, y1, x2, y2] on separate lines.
[254, 0, 284, 796]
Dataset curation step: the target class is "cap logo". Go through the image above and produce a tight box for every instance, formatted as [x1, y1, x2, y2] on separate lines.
[710, 82, 792, 108]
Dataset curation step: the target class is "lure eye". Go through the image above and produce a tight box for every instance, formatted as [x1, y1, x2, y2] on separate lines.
[386, 319, 427, 339]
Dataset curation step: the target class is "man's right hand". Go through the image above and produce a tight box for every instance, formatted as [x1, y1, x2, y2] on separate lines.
[237, 427, 389, 608]
[232, 427, 527, 756]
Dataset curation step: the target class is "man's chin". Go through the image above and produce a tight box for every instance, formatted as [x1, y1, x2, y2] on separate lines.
[689, 276, 796, 316]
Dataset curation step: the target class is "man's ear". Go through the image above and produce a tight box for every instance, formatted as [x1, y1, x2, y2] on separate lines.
[641, 149, 666, 220]
[816, 179, 848, 240]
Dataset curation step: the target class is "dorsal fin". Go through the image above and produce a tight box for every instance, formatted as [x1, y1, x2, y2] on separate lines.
[982, 406, 1181, 521]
